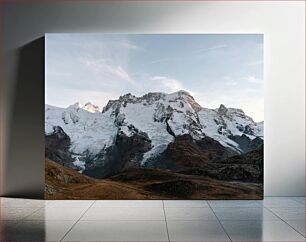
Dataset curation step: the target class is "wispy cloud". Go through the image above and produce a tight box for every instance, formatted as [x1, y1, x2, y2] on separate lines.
[194, 45, 227, 54]
[119, 40, 143, 51]
[242, 75, 263, 84]
[80, 58, 136, 85]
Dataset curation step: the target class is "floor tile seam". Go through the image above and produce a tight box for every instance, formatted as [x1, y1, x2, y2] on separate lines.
[207, 201, 232, 242]
[217, 218, 285, 221]
[79, 219, 168, 221]
[263, 205, 305, 217]
[90, 207, 164, 209]
[165, 219, 220, 221]
[48, 199, 96, 209]
[60, 200, 96, 241]
[264, 206, 306, 238]
[210, 206, 264, 209]
[164, 206, 210, 208]
[162, 201, 170, 242]
[45, 207, 97, 209]
[22, 219, 87, 221]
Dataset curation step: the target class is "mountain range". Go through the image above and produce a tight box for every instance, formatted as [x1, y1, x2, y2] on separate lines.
[45, 90, 263, 180]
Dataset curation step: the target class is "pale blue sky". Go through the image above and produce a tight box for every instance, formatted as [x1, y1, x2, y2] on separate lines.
[45, 34, 263, 121]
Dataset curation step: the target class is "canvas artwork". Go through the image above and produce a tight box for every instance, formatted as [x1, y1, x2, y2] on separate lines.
[45, 34, 264, 199]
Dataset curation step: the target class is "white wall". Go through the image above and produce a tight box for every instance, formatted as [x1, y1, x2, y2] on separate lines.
[2, 1, 305, 197]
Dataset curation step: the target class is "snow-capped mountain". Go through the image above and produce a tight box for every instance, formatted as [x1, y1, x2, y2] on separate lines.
[198, 104, 263, 153]
[45, 91, 263, 175]
[45, 103, 116, 155]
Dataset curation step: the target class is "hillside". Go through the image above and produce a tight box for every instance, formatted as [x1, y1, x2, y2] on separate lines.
[46, 158, 263, 199]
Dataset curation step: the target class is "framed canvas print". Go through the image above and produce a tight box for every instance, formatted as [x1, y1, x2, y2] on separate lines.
[45, 34, 263, 199]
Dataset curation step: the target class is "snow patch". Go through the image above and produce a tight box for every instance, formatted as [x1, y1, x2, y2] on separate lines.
[72, 155, 86, 171]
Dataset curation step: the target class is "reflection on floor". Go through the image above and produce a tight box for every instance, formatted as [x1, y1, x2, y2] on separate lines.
[0, 197, 305, 241]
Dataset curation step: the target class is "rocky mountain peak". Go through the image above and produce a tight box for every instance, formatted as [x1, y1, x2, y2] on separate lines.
[102, 93, 137, 113]
[218, 104, 228, 115]
[174, 90, 192, 97]
[141, 92, 165, 103]
[217, 104, 246, 118]
[102, 91, 197, 114]
[119, 93, 136, 101]
[82, 102, 100, 113]
[52, 126, 70, 140]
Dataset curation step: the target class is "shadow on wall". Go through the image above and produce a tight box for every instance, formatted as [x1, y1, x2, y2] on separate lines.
[4, 37, 45, 199]
[1, 218, 46, 241]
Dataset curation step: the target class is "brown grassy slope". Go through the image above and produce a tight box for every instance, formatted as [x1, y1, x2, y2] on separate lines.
[110, 168, 263, 199]
[46, 158, 263, 200]
[45, 158, 162, 199]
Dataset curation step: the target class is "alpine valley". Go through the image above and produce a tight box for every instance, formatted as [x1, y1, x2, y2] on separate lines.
[45, 90, 263, 199]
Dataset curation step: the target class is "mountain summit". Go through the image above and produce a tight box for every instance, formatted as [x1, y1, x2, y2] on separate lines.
[82, 102, 100, 113]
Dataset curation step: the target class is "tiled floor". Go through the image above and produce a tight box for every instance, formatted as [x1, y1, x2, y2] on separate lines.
[0, 197, 305, 241]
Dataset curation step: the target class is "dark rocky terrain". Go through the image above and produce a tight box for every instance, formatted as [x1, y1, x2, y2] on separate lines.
[84, 131, 152, 178]
[45, 126, 77, 169]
